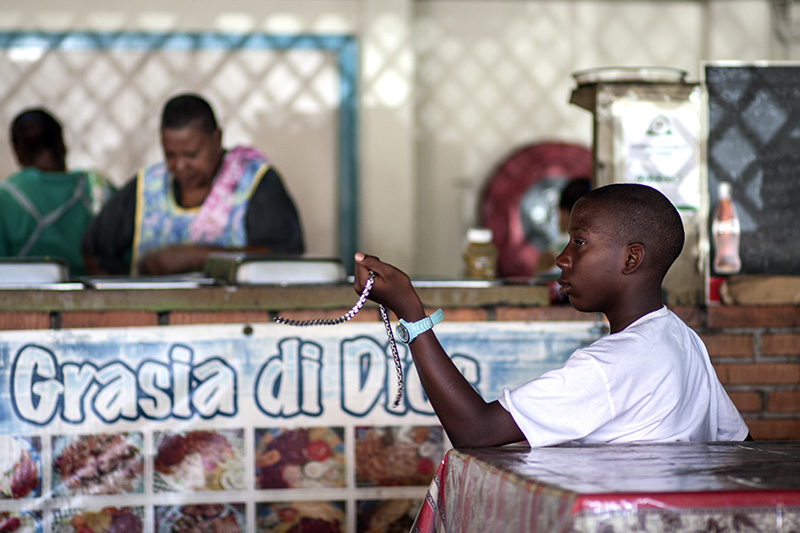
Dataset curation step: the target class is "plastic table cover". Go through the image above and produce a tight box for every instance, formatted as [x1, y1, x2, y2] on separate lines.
[412, 441, 800, 532]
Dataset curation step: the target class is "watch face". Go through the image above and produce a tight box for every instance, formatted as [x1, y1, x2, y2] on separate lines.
[396, 323, 410, 343]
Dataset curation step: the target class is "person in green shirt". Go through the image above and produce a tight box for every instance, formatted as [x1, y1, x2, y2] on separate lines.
[0, 108, 115, 278]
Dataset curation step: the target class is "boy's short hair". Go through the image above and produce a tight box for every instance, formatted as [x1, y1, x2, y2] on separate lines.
[161, 93, 218, 135]
[581, 184, 684, 278]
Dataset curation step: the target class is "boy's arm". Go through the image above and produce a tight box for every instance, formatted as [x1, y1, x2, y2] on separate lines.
[355, 253, 526, 448]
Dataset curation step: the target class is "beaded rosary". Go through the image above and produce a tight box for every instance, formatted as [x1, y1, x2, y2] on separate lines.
[273, 272, 404, 407]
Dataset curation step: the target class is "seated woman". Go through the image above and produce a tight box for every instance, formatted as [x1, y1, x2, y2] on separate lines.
[0, 108, 115, 278]
[81, 93, 304, 276]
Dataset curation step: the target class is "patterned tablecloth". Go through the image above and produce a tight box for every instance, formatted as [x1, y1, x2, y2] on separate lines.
[412, 441, 800, 532]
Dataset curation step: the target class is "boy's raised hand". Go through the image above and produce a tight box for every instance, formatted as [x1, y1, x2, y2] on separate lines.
[353, 253, 525, 448]
[353, 253, 426, 322]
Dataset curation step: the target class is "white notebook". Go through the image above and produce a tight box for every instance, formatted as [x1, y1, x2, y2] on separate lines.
[0, 258, 70, 285]
[205, 253, 347, 285]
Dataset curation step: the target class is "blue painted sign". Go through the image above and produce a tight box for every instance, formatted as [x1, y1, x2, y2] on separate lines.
[0, 320, 603, 532]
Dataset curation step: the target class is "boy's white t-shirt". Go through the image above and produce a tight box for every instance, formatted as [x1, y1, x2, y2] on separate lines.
[499, 306, 749, 447]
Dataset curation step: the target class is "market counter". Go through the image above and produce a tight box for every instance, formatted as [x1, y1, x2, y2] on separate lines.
[0, 280, 799, 531]
[0, 280, 798, 443]
[0, 281, 551, 312]
[415, 441, 800, 532]
[0, 280, 556, 331]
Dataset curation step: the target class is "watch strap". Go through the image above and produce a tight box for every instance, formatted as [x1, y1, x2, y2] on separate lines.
[397, 309, 444, 344]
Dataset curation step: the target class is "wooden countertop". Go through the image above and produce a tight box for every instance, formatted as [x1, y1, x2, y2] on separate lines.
[0, 281, 551, 312]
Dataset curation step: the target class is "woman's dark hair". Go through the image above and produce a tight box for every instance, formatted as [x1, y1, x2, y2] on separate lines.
[161, 93, 218, 134]
[559, 177, 592, 210]
[10, 108, 66, 166]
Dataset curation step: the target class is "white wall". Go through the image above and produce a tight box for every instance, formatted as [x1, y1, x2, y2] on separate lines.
[0, 0, 785, 276]
[413, 0, 777, 276]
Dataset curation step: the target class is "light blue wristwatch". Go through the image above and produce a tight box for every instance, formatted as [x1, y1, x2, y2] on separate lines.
[396, 309, 444, 344]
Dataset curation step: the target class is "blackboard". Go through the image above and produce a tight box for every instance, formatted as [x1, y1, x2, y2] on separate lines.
[705, 64, 800, 275]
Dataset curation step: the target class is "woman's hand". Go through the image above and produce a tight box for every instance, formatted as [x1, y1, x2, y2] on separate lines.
[139, 244, 209, 275]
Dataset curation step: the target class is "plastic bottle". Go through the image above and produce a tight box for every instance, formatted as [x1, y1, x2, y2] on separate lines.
[463, 227, 498, 279]
[712, 182, 741, 275]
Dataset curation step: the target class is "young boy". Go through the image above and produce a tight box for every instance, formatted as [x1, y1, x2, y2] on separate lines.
[354, 183, 749, 448]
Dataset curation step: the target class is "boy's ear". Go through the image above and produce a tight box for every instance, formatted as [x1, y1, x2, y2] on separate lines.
[623, 243, 645, 274]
